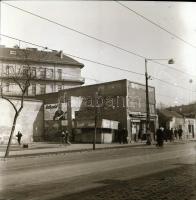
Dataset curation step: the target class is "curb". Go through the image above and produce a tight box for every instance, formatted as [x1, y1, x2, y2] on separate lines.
[1, 140, 196, 159]
[2, 143, 145, 159]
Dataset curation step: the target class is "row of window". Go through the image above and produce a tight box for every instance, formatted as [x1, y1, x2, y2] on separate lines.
[4, 83, 63, 95]
[5, 65, 62, 80]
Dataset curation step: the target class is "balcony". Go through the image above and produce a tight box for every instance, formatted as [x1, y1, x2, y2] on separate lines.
[0, 74, 85, 84]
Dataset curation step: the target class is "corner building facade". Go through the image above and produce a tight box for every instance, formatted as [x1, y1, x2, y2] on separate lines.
[37, 79, 157, 143]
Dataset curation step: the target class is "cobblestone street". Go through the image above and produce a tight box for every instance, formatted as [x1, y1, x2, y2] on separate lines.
[1, 143, 196, 200]
[62, 163, 196, 200]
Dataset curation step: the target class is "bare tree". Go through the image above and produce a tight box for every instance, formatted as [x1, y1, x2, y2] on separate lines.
[0, 49, 35, 158]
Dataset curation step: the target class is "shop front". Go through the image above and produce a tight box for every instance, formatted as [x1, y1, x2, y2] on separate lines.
[74, 119, 119, 143]
[185, 118, 195, 139]
[129, 112, 157, 142]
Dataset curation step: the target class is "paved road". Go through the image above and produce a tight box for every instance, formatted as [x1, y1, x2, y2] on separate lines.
[1, 142, 196, 200]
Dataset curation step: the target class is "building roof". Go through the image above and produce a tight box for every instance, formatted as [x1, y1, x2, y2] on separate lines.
[61, 79, 155, 92]
[158, 109, 183, 119]
[0, 46, 84, 68]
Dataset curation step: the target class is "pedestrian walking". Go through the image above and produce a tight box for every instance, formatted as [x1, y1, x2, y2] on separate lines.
[118, 129, 123, 144]
[165, 128, 170, 142]
[16, 131, 23, 145]
[122, 128, 128, 144]
[170, 128, 174, 142]
[174, 128, 178, 139]
[61, 130, 66, 144]
[178, 128, 183, 140]
[65, 129, 71, 145]
[138, 128, 142, 141]
[146, 128, 152, 145]
[156, 127, 164, 147]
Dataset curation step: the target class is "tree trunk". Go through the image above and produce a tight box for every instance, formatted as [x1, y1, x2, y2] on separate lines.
[4, 112, 18, 158]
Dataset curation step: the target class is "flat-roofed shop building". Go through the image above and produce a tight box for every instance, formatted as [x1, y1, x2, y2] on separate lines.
[158, 109, 196, 139]
[37, 79, 157, 143]
[0, 46, 85, 97]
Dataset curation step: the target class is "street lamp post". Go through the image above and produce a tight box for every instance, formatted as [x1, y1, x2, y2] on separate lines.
[145, 59, 151, 145]
[189, 79, 193, 104]
[145, 58, 174, 145]
[93, 91, 99, 150]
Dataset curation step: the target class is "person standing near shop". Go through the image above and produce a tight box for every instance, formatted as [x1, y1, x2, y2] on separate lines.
[156, 127, 164, 147]
[174, 128, 178, 139]
[61, 130, 66, 144]
[65, 128, 71, 145]
[178, 128, 183, 140]
[122, 128, 128, 144]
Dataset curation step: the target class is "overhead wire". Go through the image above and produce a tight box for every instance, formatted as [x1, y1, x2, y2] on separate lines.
[115, 1, 196, 50]
[1, 33, 196, 93]
[1, 1, 145, 59]
[0, 34, 145, 77]
[2, 1, 196, 80]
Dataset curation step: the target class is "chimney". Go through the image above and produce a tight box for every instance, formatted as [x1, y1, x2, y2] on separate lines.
[59, 50, 63, 59]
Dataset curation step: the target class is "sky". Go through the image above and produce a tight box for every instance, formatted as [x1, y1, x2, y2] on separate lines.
[1, 1, 196, 107]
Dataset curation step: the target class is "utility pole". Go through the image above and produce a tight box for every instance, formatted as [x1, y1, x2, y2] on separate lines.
[145, 59, 151, 145]
[93, 91, 99, 150]
[144, 58, 174, 145]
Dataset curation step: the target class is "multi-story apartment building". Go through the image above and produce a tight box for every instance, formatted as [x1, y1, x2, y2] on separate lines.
[0, 46, 85, 96]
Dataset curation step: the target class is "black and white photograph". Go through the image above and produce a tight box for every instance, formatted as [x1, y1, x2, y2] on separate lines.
[0, 1, 196, 200]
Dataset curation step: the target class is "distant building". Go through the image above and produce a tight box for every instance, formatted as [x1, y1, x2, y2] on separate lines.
[0, 46, 85, 97]
[158, 109, 195, 139]
[36, 79, 157, 143]
[158, 109, 184, 129]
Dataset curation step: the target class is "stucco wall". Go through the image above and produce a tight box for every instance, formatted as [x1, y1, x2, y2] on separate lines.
[0, 98, 44, 144]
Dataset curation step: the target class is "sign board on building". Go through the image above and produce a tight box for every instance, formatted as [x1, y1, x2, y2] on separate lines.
[76, 119, 118, 130]
[71, 96, 83, 119]
[127, 81, 155, 114]
[44, 103, 67, 120]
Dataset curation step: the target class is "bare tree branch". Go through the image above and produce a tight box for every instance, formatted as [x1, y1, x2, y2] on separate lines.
[2, 49, 36, 158]
[18, 92, 24, 115]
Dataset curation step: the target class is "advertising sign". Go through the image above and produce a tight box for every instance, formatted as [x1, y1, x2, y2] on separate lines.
[71, 96, 83, 119]
[44, 103, 67, 121]
[127, 82, 155, 114]
[76, 119, 118, 130]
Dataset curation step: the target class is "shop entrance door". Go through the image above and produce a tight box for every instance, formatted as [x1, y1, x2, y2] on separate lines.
[188, 124, 194, 138]
[131, 122, 140, 142]
[191, 125, 194, 138]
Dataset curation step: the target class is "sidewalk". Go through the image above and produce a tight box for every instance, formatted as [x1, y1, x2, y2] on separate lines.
[0, 142, 145, 158]
[1, 139, 195, 158]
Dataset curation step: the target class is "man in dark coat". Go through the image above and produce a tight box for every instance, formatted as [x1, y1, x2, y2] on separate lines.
[16, 131, 23, 145]
[174, 128, 178, 139]
[156, 127, 164, 147]
[122, 128, 128, 144]
[178, 128, 183, 140]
